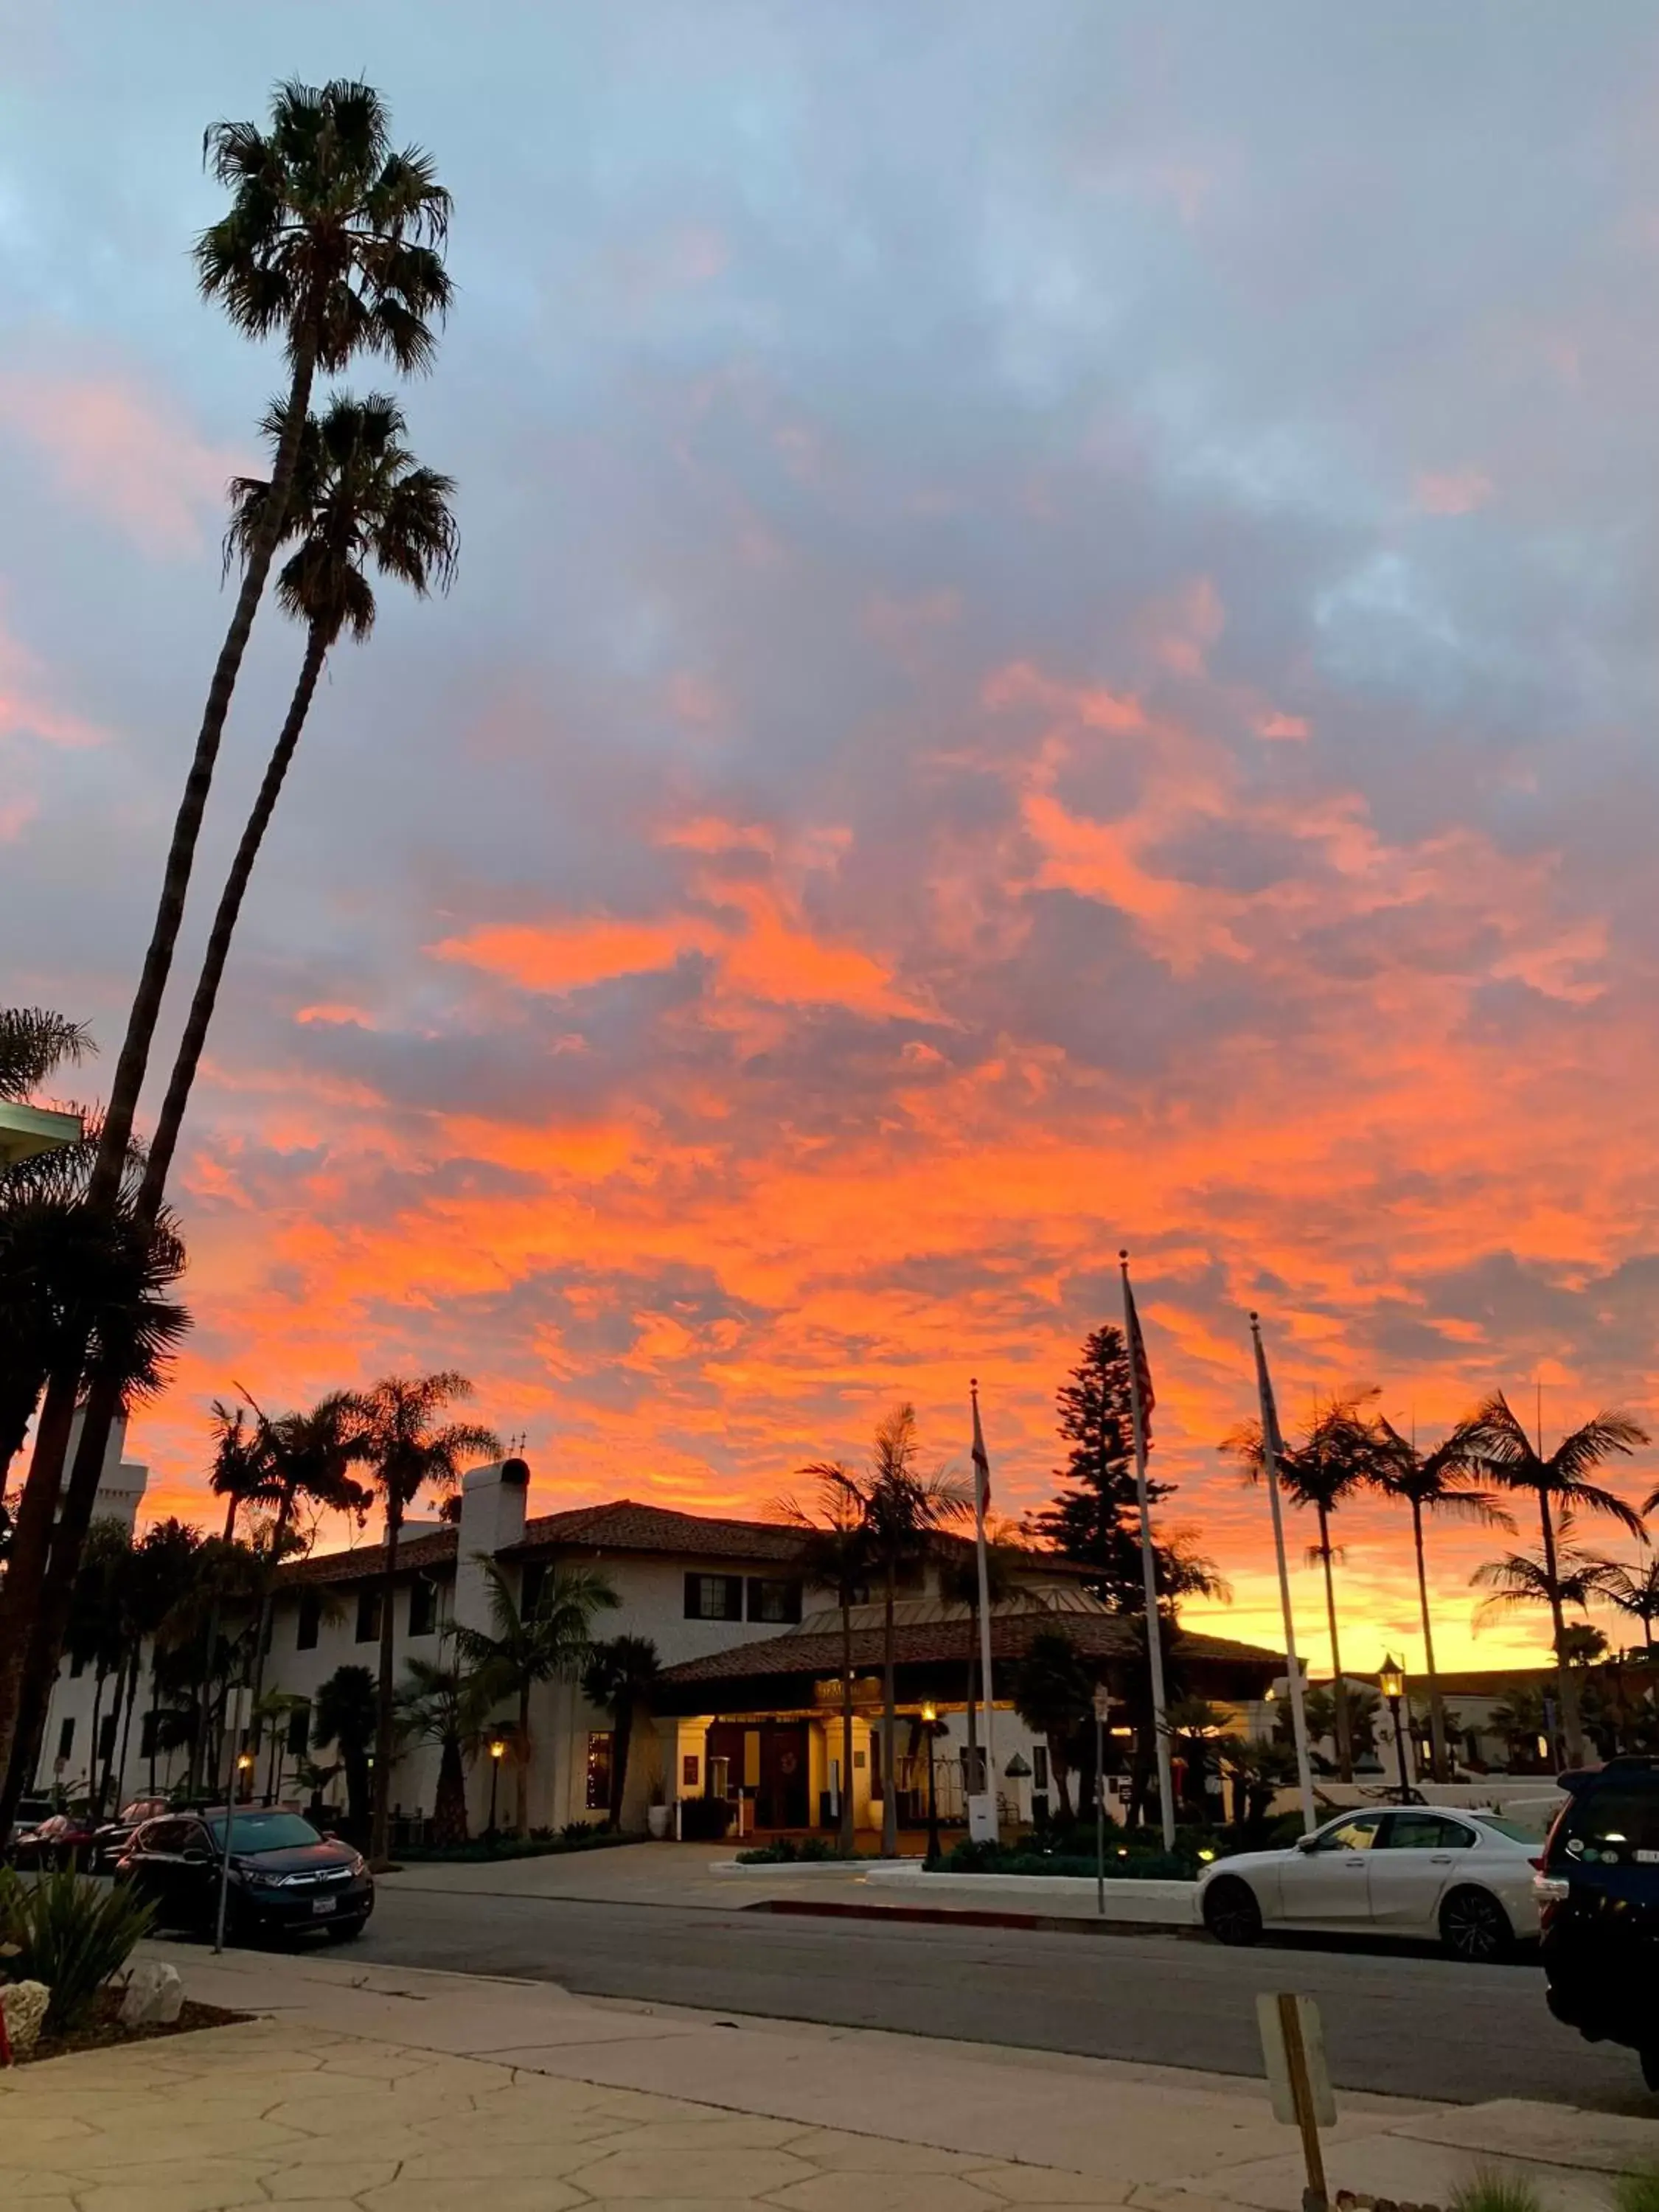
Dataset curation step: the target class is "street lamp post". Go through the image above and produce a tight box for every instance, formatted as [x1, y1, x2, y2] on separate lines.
[1379, 1655, 1411, 1801]
[235, 1751, 254, 1805]
[919, 1703, 942, 1868]
[487, 1737, 505, 1838]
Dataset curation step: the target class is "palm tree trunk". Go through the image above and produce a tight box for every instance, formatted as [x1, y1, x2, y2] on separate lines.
[880, 1559, 898, 1857]
[97, 1651, 131, 1816]
[87, 1662, 107, 1809]
[515, 1680, 532, 1837]
[1412, 1500, 1449, 1782]
[246, 1482, 297, 1774]
[611, 1702, 633, 1827]
[1537, 1493, 1583, 1767]
[0, 338, 321, 1802]
[369, 1499, 403, 1865]
[136, 625, 330, 1214]
[114, 1655, 140, 1811]
[1318, 1507, 1353, 1781]
[838, 1593, 855, 1857]
[0, 1368, 78, 1809]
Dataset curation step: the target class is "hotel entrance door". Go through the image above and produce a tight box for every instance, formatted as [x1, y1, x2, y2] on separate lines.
[706, 1720, 812, 1828]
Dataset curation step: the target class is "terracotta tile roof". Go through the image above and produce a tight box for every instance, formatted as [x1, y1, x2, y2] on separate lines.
[278, 1527, 457, 1587]
[504, 1499, 807, 1564]
[659, 1609, 1283, 1687]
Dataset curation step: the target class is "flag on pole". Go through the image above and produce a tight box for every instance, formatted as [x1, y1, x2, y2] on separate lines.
[971, 1387, 992, 1514]
[1123, 1270, 1156, 1451]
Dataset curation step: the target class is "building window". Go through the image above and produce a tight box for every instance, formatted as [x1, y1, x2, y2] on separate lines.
[286, 1704, 310, 1759]
[746, 1577, 802, 1625]
[57, 1717, 75, 1762]
[684, 1573, 743, 1621]
[98, 1712, 118, 1762]
[139, 1710, 159, 1760]
[69, 1647, 86, 1679]
[521, 1559, 546, 1619]
[355, 1587, 382, 1644]
[869, 1730, 882, 1798]
[586, 1732, 614, 1811]
[297, 1590, 321, 1649]
[408, 1576, 439, 1638]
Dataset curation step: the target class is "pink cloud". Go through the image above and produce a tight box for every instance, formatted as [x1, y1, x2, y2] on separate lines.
[1413, 466, 1495, 517]
[1253, 710, 1310, 740]
[0, 371, 246, 556]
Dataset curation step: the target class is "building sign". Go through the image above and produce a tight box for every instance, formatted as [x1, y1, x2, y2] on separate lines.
[813, 1676, 883, 1708]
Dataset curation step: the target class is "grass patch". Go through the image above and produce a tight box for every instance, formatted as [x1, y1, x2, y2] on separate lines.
[1448, 2166, 1545, 2212]
[1613, 2170, 1659, 2212]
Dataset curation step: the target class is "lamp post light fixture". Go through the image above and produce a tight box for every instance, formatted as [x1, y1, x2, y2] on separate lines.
[1378, 1654, 1411, 1801]
[487, 1737, 506, 1838]
[234, 1750, 254, 1804]
[919, 1703, 942, 1868]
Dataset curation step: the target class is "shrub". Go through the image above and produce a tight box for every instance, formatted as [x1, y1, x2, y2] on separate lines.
[1448, 2168, 1544, 2212]
[797, 1836, 835, 1862]
[0, 1865, 154, 2031]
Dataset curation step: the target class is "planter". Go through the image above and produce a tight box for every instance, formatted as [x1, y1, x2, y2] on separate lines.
[647, 1805, 671, 1840]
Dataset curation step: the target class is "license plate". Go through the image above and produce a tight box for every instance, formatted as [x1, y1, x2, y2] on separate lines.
[311, 1896, 338, 1916]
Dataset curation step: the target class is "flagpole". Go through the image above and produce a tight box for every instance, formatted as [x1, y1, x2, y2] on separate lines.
[1250, 1312, 1317, 1835]
[1121, 1253, 1176, 1853]
[970, 1380, 998, 1838]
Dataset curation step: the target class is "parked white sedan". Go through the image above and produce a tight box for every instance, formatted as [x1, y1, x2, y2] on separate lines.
[1198, 1806, 1542, 1961]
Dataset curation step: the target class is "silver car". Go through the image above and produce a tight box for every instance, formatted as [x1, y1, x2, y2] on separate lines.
[1198, 1806, 1542, 1961]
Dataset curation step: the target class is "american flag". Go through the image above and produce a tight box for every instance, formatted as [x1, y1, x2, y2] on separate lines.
[1123, 1268, 1157, 1452]
[970, 1383, 991, 1515]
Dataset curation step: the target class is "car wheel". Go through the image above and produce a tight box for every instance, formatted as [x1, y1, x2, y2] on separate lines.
[1203, 1876, 1264, 1947]
[1439, 1886, 1512, 1963]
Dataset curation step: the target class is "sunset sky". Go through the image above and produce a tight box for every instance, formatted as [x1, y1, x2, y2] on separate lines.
[5, 4, 1659, 1676]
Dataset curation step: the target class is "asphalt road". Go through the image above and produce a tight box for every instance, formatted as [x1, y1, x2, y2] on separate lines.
[352, 1887, 1655, 2115]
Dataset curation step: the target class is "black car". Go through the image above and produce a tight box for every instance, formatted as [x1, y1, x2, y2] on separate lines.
[116, 1808, 374, 1944]
[1539, 1755, 1659, 2092]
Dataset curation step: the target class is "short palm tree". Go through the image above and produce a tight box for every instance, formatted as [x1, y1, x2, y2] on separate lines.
[313, 1663, 379, 1830]
[1011, 1628, 1094, 1823]
[1591, 1554, 1659, 1655]
[580, 1635, 663, 1827]
[349, 1372, 499, 1863]
[134, 394, 458, 1213]
[1453, 1393, 1647, 1765]
[0, 1006, 88, 1103]
[7, 78, 454, 1809]
[803, 1406, 969, 1857]
[397, 1655, 496, 1846]
[1223, 1391, 1377, 1779]
[454, 1559, 618, 1835]
[1368, 1419, 1514, 1780]
[775, 1469, 876, 1857]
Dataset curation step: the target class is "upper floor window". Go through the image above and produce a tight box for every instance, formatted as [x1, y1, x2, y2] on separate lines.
[746, 1577, 802, 1625]
[296, 1590, 321, 1650]
[285, 1703, 311, 1759]
[521, 1559, 547, 1620]
[684, 1572, 743, 1622]
[408, 1576, 439, 1638]
[355, 1587, 382, 1644]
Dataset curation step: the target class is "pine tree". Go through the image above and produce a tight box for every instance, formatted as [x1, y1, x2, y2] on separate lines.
[1032, 1325, 1173, 1609]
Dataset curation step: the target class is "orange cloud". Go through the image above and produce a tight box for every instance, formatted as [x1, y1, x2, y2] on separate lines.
[1413, 466, 1495, 516]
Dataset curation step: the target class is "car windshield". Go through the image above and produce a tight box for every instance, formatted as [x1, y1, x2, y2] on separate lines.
[204, 1812, 321, 1854]
[1552, 1784, 1659, 1865]
[1472, 1815, 1534, 1843]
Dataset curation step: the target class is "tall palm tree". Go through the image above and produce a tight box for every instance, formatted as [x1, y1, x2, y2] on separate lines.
[241, 1392, 372, 1765]
[4, 79, 453, 1798]
[454, 1559, 619, 1836]
[135, 395, 457, 1215]
[1472, 1527, 1610, 1680]
[350, 1374, 499, 1863]
[1223, 1390, 1376, 1780]
[804, 1407, 969, 1857]
[1453, 1392, 1647, 1766]
[1591, 1554, 1659, 1655]
[1368, 1419, 1514, 1781]
[776, 1468, 875, 1857]
[397, 1654, 495, 1846]
[124, 1518, 204, 1797]
[580, 1635, 663, 1828]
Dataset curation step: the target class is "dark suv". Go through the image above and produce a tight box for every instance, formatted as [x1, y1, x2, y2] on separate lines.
[116, 1807, 374, 1944]
[1538, 1756, 1659, 2092]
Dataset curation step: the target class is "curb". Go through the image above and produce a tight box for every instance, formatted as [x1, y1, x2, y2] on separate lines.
[744, 1896, 1201, 1938]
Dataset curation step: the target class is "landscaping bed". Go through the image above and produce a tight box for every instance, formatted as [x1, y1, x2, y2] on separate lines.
[11, 1992, 251, 2068]
[394, 1825, 639, 1864]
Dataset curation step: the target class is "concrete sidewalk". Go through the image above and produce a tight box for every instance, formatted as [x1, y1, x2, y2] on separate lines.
[6, 1941, 1656, 2212]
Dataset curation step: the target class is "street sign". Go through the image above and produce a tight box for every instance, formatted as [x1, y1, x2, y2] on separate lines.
[1256, 1991, 1334, 2211]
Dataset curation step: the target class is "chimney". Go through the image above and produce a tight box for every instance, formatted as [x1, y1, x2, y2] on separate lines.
[453, 1456, 531, 1636]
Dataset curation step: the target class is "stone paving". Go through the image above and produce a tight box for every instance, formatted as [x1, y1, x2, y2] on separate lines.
[0, 2018, 1137, 2212]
